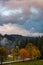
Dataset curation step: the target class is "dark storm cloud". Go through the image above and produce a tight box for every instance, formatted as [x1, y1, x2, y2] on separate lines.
[0, 0, 43, 36]
[0, 0, 10, 1]
[0, 0, 43, 25]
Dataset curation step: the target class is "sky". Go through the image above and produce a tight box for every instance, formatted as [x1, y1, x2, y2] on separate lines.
[0, 0, 43, 36]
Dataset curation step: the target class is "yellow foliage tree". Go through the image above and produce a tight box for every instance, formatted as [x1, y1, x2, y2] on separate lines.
[15, 46, 19, 60]
[11, 46, 19, 60]
[26, 43, 41, 59]
[11, 48, 16, 60]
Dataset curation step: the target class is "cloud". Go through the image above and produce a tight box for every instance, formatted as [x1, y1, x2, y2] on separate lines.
[0, 6, 23, 16]
[0, 0, 10, 4]
[0, 5, 24, 24]
[1, 8, 23, 16]
[21, 18, 43, 34]
[0, 0, 43, 25]
[0, 0, 43, 35]
[0, 5, 42, 25]
[31, 33, 43, 37]
[0, 0, 9, 2]
[30, 7, 39, 14]
[0, 23, 31, 36]
[0, 23, 43, 36]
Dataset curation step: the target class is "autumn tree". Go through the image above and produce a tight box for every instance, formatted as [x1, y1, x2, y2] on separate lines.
[0, 47, 8, 65]
[11, 48, 16, 60]
[31, 46, 41, 60]
[19, 48, 30, 61]
[11, 46, 19, 60]
[25, 43, 41, 60]
[15, 46, 19, 60]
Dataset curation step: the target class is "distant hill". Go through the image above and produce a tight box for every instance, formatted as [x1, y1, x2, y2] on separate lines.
[0, 34, 43, 48]
[0, 34, 35, 49]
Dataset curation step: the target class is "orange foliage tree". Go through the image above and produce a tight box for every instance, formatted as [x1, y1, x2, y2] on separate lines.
[0, 47, 8, 65]
[19, 48, 30, 61]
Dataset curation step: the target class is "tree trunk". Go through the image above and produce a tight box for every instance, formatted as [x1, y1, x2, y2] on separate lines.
[1, 56, 3, 65]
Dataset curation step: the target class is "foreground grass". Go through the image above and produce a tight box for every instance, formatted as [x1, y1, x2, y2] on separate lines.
[11, 61, 43, 65]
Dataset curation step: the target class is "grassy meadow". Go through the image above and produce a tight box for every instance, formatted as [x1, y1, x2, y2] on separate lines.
[11, 61, 43, 65]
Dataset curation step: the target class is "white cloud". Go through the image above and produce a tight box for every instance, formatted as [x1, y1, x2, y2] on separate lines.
[0, 5, 23, 16]
[31, 33, 43, 37]
[0, 23, 43, 37]
[0, 23, 31, 36]
[30, 7, 39, 14]
[29, 7, 41, 20]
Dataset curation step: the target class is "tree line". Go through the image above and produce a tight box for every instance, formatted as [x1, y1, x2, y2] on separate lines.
[0, 43, 41, 65]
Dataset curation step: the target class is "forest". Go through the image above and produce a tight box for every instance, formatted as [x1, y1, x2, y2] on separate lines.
[0, 34, 43, 64]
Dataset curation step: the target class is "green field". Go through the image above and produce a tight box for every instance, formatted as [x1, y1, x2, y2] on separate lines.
[11, 61, 43, 65]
